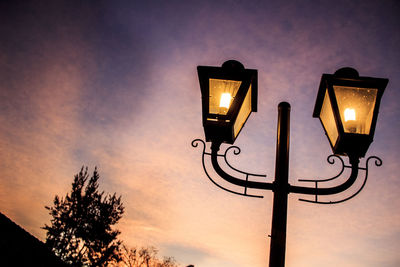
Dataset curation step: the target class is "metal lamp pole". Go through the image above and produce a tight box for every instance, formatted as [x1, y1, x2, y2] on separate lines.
[269, 102, 290, 267]
[193, 62, 388, 267]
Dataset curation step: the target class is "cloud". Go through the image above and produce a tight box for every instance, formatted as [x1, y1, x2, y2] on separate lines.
[1, 1, 400, 266]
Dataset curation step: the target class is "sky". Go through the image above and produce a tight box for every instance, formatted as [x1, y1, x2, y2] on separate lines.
[0, 1, 399, 266]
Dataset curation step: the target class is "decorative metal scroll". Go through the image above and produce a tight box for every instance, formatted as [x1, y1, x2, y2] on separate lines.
[192, 139, 382, 203]
[191, 139, 266, 198]
[297, 155, 382, 204]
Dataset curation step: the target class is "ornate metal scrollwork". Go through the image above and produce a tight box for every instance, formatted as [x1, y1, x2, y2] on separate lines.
[192, 139, 382, 203]
[297, 155, 382, 204]
[191, 139, 266, 198]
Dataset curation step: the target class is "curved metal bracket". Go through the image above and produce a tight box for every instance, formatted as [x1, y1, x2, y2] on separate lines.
[192, 139, 382, 203]
[296, 155, 382, 204]
[192, 139, 269, 198]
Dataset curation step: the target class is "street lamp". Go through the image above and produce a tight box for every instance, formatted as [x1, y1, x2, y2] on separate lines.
[192, 60, 388, 267]
[198, 60, 258, 145]
[313, 67, 388, 158]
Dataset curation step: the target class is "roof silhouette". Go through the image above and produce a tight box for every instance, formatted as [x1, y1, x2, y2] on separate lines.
[0, 211, 69, 266]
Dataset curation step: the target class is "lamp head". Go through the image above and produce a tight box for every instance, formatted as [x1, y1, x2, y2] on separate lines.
[198, 60, 258, 144]
[313, 67, 388, 158]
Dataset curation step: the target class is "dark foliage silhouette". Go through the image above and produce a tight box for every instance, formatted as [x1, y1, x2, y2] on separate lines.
[43, 167, 124, 266]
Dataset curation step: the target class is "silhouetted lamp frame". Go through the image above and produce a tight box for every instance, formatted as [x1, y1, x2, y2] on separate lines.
[313, 68, 388, 158]
[198, 60, 258, 144]
[192, 60, 389, 267]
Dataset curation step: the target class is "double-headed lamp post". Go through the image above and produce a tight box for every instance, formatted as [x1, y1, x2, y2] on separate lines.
[192, 60, 388, 267]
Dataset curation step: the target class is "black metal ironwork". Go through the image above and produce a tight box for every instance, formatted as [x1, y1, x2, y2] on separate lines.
[192, 102, 383, 267]
[191, 139, 265, 198]
[223, 145, 266, 178]
[198, 61, 258, 144]
[194, 61, 389, 267]
[298, 155, 382, 204]
[269, 102, 291, 267]
[313, 68, 388, 157]
[191, 139, 382, 203]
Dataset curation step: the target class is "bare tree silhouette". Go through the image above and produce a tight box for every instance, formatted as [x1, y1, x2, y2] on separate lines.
[118, 245, 179, 267]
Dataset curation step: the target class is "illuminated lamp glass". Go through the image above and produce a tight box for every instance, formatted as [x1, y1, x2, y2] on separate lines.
[313, 67, 388, 158]
[198, 60, 258, 144]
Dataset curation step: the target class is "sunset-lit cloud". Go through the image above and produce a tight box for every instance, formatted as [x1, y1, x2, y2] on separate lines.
[1, 1, 399, 266]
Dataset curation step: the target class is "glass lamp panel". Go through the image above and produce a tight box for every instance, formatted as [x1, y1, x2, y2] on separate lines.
[234, 84, 252, 138]
[333, 86, 378, 134]
[209, 79, 242, 115]
[320, 89, 338, 146]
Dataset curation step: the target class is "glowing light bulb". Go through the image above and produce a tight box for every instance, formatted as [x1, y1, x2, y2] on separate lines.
[344, 108, 356, 122]
[219, 93, 232, 109]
